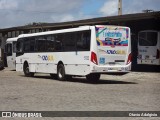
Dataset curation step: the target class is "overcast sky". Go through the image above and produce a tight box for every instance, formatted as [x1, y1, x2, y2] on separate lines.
[0, 0, 159, 28]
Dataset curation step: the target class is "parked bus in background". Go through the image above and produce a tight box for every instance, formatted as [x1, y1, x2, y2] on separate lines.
[6, 37, 17, 70]
[16, 25, 131, 81]
[137, 30, 160, 65]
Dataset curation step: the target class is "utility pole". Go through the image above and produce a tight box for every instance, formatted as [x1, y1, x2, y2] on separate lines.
[118, 0, 122, 15]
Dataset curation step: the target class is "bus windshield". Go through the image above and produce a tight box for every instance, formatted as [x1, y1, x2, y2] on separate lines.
[6, 43, 12, 56]
[139, 32, 158, 46]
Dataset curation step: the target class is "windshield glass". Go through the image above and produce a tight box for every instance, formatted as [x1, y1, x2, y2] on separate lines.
[139, 31, 158, 46]
[6, 43, 12, 56]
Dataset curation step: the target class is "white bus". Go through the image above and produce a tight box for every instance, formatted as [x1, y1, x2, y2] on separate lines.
[16, 25, 131, 81]
[6, 37, 17, 70]
[137, 30, 160, 65]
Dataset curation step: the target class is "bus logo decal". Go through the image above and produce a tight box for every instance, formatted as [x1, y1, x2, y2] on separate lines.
[38, 55, 54, 61]
[98, 49, 126, 55]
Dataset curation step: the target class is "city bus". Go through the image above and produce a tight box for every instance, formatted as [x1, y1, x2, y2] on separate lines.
[6, 37, 17, 70]
[137, 30, 160, 65]
[16, 25, 131, 81]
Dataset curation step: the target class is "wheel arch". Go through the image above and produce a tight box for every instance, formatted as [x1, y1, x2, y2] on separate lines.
[57, 61, 64, 67]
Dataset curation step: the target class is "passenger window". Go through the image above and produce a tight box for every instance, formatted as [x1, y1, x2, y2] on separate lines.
[55, 34, 63, 51]
[36, 36, 46, 52]
[63, 33, 76, 51]
[30, 38, 36, 52]
[13, 42, 17, 53]
[23, 38, 30, 52]
[16, 39, 23, 53]
[76, 30, 91, 51]
[45, 35, 55, 52]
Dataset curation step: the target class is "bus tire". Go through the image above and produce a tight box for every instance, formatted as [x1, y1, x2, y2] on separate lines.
[57, 64, 66, 81]
[23, 63, 34, 77]
[86, 73, 100, 82]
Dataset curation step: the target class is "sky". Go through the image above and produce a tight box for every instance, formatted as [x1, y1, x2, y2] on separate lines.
[0, 0, 159, 28]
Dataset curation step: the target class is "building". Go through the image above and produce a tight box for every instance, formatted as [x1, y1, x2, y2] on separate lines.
[0, 11, 160, 69]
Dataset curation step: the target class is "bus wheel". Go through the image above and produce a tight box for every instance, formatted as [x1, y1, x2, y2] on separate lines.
[86, 73, 100, 82]
[57, 64, 66, 81]
[23, 63, 34, 77]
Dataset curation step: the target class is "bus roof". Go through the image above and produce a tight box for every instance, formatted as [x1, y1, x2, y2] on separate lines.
[18, 26, 92, 38]
[6, 37, 18, 42]
[17, 25, 130, 39]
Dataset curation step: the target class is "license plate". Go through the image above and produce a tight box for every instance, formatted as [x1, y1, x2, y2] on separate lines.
[108, 68, 118, 70]
[142, 60, 151, 64]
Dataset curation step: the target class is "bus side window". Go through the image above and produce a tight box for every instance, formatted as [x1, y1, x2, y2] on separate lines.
[55, 34, 63, 51]
[63, 32, 76, 51]
[76, 30, 91, 51]
[30, 37, 36, 52]
[36, 36, 46, 52]
[23, 38, 30, 52]
[46, 35, 55, 52]
[17, 39, 23, 53]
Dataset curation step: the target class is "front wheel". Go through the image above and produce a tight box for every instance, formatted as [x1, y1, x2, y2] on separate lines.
[23, 64, 34, 77]
[86, 73, 100, 82]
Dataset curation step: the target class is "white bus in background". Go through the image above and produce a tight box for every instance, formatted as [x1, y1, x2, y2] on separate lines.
[6, 37, 17, 70]
[137, 30, 160, 65]
[16, 25, 131, 81]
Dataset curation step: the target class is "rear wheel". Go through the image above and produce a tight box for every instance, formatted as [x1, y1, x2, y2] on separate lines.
[86, 73, 100, 82]
[23, 63, 34, 77]
[57, 64, 66, 81]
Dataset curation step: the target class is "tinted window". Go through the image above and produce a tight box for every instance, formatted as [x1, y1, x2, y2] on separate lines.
[55, 34, 63, 51]
[45, 35, 55, 52]
[147, 32, 157, 46]
[13, 41, 17, 53]
[16, 30, 91, 53]
[6, 43, 12, 56]
[36, 36, 46, 52]
[30, 38, 36, 52]
[23, 38, 30, 52]
[19, 37, 36, 53]
[76, 30, 91, 51]
[63, 32, 76, 51]
[139, 32, 158, 46]
[16, 39, 23, 53]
